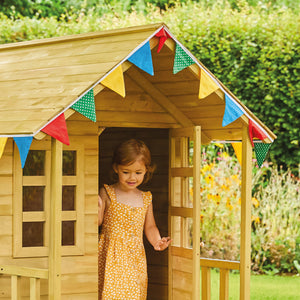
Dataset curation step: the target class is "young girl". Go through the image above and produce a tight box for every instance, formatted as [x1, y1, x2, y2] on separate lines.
[98, 139, 171, 300]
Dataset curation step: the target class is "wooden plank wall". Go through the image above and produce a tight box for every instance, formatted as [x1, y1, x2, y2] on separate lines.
[94, 71, 179, 129]
[171, 249, 193, 300]
[0, 117, 99, 299]
[99, 128, 169, 300]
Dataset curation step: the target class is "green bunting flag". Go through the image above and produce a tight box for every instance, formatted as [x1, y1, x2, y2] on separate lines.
[254, 143, 272, 168]
[71, 89, 96, 122]
[173, 44, 195, 74]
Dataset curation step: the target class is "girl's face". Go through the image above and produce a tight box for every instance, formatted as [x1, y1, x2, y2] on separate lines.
[114, 160, 146, 191]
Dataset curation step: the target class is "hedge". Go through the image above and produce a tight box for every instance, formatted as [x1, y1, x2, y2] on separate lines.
[0, 1, 299, 171]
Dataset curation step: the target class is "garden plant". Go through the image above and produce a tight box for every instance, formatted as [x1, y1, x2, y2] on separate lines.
[199, 144, 300, 275]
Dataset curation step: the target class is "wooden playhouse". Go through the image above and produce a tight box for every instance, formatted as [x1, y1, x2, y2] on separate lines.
[0, 23, 276, 299]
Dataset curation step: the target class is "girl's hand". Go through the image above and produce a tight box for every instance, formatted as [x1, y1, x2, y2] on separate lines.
[153, 237, 172, 251]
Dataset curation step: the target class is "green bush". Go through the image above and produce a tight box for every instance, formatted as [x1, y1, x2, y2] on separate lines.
[0, 1, 299, 170]
[1, 0, 299, 18]
[167, 2, 300, 172]
[0, 0, 85, 18]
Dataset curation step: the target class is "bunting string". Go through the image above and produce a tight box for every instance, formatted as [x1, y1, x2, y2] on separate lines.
[0, 26, 274, 170]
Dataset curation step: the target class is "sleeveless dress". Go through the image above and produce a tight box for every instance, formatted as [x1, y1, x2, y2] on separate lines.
[98, 184, 152, 300]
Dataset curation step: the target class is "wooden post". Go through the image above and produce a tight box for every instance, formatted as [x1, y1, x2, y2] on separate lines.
[48, 137, 62, 299]
[193, 126, 201, 300]
[240, 125, 252, 300]
[30, 277, 40, 300]
[11, 275, 21, 300]
[220, 269, 229, 300]
[201, 267, 211, 300]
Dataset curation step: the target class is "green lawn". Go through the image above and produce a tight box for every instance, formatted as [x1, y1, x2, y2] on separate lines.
[207, 269, 300, 300]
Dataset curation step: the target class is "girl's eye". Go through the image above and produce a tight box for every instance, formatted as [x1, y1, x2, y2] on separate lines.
[122, 171, 128, 174]
[136, 172, 143, 175]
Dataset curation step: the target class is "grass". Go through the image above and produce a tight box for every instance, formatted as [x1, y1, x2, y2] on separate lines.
[207, 269, 300, 300]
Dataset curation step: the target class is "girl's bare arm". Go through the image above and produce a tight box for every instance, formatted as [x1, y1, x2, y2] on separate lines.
[144, 203, 171, 251]
[98, 187, 109, 226]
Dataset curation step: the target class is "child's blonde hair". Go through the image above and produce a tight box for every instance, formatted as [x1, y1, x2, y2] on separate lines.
[112, 139, 155, 183]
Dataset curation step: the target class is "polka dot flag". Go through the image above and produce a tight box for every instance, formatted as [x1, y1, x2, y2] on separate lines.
[254, 142, 272, 168]
[173, 43, 195, 74]
[72, 89, 96, 122]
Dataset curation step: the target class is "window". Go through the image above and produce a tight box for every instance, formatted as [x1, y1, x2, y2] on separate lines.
[13, 140, 84, 257]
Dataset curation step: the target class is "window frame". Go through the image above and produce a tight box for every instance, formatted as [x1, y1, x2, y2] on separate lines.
[13, 139, 85, 257]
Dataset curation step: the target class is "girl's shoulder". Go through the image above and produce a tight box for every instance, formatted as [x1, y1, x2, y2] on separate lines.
[141, 189, 152, 207]
[137, 187, 151, 196]
[142, 190, 152, 197]
[99, 185, 112, 205]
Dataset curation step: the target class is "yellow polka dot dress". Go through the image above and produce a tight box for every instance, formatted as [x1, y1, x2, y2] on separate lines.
[98, 184, 152, 300]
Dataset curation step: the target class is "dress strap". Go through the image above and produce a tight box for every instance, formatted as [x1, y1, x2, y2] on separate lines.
[103, 184, 116, 203]
[143, 191, 152, 210]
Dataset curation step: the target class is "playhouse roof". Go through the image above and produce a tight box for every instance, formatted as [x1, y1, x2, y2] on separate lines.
[0, 23, 276, 143]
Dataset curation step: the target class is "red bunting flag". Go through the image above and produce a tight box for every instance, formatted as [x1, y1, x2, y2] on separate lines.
[248, 119, 267, 147]
[155, 28, 171, 53]
[42, 113, 70, 145]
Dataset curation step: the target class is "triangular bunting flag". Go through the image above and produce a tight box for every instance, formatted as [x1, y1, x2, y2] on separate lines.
[41, 113, 70, 145]
[14, 136, 33, 168]
[71, 89, 96, 122]
[128, 41, 154, 76]
[155, 27, 171, 53]
[199, 69, 219, 99]
[173, 43, 195, 74]
[254, 143, 272, 168]
[249, 119, 268, 147]
[232, 142, 242, 166]
[101, 65, 126, 98]
[0, 137, 8, 160]
[222, 94, 244, 127]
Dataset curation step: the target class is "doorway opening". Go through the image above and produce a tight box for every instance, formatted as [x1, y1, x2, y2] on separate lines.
[98, 127, 169, 300]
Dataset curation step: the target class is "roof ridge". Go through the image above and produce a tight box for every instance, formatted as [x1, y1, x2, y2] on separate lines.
[0, 22, 166, 51]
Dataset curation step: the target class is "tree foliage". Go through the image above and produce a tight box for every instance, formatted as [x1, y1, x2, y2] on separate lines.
[1, 0, 299, 18]
[0, 1, 299, 171]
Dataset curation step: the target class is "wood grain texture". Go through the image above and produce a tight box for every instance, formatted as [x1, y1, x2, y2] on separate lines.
[0, 25, 163, 136]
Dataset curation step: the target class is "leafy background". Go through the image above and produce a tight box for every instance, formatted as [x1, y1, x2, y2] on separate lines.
[1, 0, 299, 274]
[1, 0, 299, 172]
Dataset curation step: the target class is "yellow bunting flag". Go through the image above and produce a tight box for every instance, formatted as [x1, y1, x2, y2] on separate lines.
[0, 137, 8, 159]
[199, 68, 219, 99]
[232, 142, 242, 166]
[101, 65, 125, 98]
